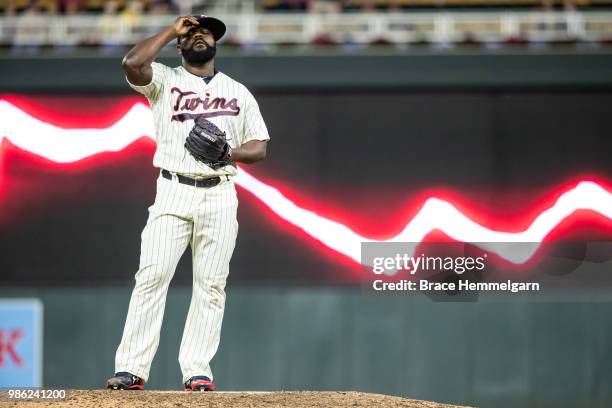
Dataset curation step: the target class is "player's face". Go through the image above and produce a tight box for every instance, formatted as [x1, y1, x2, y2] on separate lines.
[178, 26, 217, 64]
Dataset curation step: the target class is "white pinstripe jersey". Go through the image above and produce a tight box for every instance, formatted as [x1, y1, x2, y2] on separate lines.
[127, 61, 270, 178]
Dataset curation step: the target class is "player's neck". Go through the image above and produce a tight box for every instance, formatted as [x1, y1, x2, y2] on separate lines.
[182, 60, 215, 78]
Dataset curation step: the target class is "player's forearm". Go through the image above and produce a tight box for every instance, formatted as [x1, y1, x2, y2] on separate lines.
[122, 27, 176, 71]
[231, 141, 268, 164]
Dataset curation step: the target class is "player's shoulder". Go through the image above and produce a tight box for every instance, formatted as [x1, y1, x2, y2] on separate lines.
[217, 72, 254, 96]
[151, 61, 170, 70]
[151, 61, 183, 75]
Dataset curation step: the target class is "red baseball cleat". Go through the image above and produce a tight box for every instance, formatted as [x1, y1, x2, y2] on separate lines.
[184, 375, 215, 391]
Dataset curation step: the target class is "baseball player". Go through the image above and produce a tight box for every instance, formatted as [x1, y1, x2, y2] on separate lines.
[106, 15, 269, 391]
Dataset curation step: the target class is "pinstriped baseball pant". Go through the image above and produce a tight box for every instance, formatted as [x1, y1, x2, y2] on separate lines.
[114, 172, 238, 383]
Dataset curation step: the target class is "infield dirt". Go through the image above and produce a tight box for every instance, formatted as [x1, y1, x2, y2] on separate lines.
[0, 390, 471, 408]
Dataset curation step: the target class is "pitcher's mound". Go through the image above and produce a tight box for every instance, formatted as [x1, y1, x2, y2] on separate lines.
[3, 390, 471, 408]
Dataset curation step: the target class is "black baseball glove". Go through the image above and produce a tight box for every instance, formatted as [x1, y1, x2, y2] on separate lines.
[185, 116, 232, 168]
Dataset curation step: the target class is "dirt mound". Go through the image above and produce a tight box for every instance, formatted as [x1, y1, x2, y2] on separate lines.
[0, 390, 470, 408]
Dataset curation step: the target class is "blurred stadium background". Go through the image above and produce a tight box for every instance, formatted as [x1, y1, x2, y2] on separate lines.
[1, 1, 612, 407]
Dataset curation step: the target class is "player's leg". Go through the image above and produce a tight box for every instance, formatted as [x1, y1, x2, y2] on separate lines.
[178, 180, 239, 384]
[114, 177, 196, 382]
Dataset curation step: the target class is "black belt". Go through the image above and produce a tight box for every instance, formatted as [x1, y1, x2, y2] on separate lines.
[161, 169, 222, 188]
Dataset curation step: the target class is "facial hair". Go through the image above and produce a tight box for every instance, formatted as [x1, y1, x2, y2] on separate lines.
[182, 41, 216, 65]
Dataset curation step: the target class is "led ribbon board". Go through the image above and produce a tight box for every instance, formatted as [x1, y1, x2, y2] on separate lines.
[1, 99, 611, 265]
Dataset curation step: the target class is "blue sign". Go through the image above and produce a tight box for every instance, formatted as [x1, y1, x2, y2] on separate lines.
[0, 299, 43, 387]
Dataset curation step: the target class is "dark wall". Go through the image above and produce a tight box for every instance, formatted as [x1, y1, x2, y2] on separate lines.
[0, 91, 610, 285]
[3, 286, 612, 408]
[2, 50, 612, 92]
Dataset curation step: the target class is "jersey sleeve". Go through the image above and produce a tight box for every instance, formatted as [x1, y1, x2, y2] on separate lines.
[125, 61, 169, 101]
[240, 91, 270, 145]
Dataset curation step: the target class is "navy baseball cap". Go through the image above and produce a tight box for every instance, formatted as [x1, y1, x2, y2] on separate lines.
[194, 15, 226, 41]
